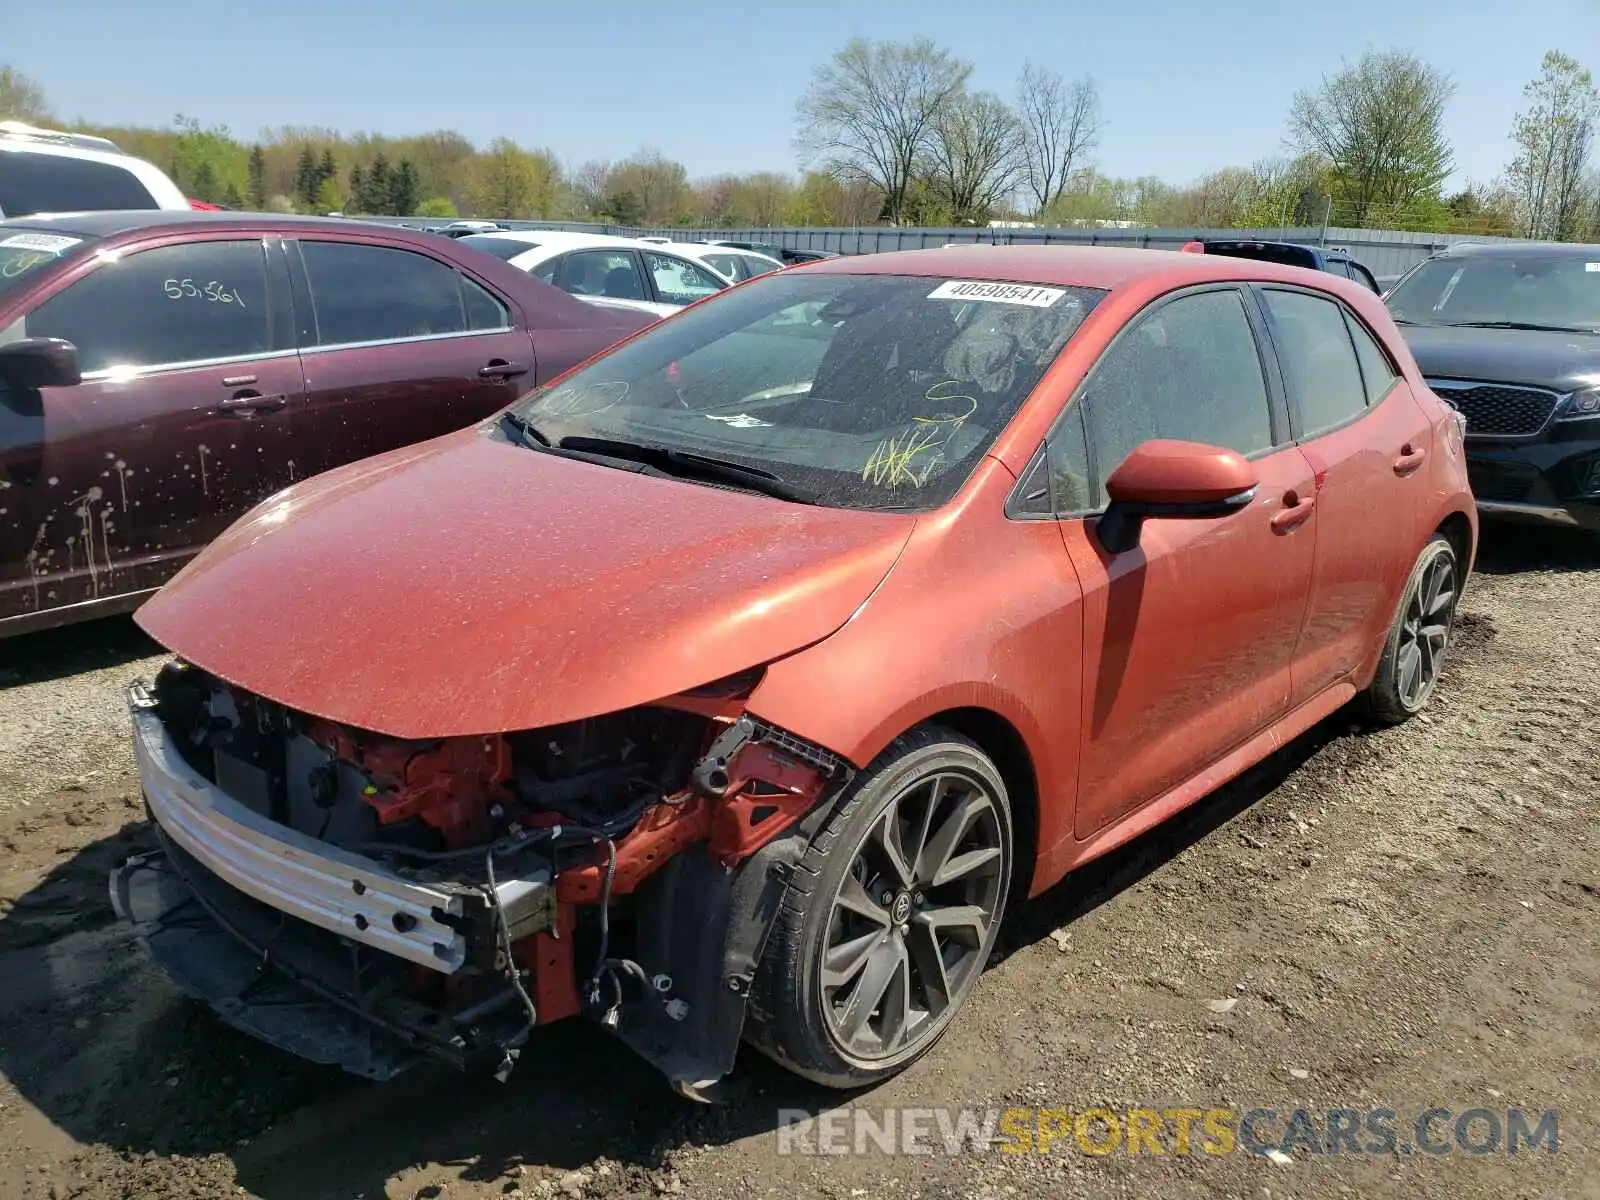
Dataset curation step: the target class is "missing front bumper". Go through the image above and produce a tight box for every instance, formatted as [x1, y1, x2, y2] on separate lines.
[125, 681, 552, 973]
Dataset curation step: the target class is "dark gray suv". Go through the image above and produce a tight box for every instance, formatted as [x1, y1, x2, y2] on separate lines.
[1385, 241, 1600, 534]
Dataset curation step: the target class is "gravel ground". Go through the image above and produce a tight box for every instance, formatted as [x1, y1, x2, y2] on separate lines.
[0, 524, 1596, 1200]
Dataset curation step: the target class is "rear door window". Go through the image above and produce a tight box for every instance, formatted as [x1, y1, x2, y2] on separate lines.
[1261, 288, 1369, 436]
[0, 150, 159, 217]
[1077, 288, 1275, 504]
[1343, 311, 1398, 403]
[644, 251, 725, 306]
[701, 251, 748, 281]
[561, 249, 647, 301]
[23, 239, 274, 373]
[300, 240, 469, 345]
[463, 276, 510, 330]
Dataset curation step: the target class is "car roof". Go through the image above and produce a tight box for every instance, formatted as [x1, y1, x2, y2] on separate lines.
[0, 209, 440, 239]
[462, 229, 678, 252]
[667, 241, 782, 262]
[791, 244, 1367, 292]
[1436, 240, 1600, 259]
[0, 142, 190, 213]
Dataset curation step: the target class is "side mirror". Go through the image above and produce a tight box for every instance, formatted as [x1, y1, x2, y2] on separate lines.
[0, 337, 80, 392]
[1095, 439, 1259, 554]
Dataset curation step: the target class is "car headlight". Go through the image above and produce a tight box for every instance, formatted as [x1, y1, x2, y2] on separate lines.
[1557, 388, 1600, 422]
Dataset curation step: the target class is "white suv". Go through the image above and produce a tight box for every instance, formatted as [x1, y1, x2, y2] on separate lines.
[0, 122, 189, 217]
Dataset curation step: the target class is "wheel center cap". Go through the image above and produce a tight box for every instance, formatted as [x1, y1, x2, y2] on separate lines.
[890, 892, 913, 924]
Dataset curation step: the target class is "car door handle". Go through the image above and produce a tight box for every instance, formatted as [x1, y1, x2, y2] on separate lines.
[1393, 444, 1427, 476]
[217, 393, 288, 416]
[478, 360, 529, 380]
[1270, 493, 1316, 534]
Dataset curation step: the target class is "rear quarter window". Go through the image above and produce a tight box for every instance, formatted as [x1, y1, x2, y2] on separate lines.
[0, 151, 159, 216]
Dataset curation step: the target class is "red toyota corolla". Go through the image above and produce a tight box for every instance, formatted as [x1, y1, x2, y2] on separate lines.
[113, 246, 1476, 1098]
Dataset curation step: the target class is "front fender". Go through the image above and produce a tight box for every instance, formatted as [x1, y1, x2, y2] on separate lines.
[746, 475, 1087, 896]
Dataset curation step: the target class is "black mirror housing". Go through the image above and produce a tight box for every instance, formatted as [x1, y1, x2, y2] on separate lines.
[0, 337, 80, 390]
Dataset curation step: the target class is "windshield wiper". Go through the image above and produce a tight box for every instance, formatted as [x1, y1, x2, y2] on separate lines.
[557, 435, 817, 504]
[1444, 320, 1596, 333]
[499, 410, 552, 448]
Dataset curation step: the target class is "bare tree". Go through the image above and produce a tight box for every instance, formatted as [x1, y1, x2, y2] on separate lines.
[1288, 50, 1455, 225]
[1016, 64, 1102, 217]
[926, 91, 1025, 222]
[795, 38, 970, 224]
[569, 160, 611, 218]
[1506, 51, 1599, 241]
[0, 66, 52, 123]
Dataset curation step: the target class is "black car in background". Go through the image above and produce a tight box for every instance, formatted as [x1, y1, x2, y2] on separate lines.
[705, 239, 838, 265]
[1385, 241, 1600, 533]
[1180, 238, 1382, 292]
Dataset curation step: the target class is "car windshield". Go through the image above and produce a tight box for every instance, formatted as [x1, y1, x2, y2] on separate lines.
[1386, 252, 1600, 331]
[512, 271, 1105, 512]
[0, 230, 91, 302]
[459, 234, 537, 260]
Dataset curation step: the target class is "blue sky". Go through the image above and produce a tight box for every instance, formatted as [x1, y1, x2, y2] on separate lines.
[11, 0, 1598, 190]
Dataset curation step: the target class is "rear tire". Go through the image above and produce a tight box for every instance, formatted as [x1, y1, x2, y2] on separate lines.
[748, 727, 1012, 1089]
[1364, 534, 1460, 725]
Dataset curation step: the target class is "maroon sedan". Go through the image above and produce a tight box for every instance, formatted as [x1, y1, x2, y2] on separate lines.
[0, 212, 652, 635]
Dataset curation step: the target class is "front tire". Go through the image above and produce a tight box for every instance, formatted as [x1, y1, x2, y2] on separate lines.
[749, 727, 1012, 1089]
[1365, 534, 1460, 725]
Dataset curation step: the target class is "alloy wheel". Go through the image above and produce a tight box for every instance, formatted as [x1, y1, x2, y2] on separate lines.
[820, 771, 1006, 1062]
[1397, 550, 1457, 709]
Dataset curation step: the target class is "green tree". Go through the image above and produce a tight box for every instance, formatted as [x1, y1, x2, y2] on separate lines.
[367, 153, 393, 212]
[389, 159, 420, 216]
[603, 189, 643, 225]
[187, 159, 220, 203]
[222, 181, 244, 209]
[473, 139, 563, 218]
[347, 164, 366, 213]
[247, 145, 267, 208]
[315, 175, 345, 213]
[795, 38, 971, 223]
[414, 196, 458, 219]
[169, 115, 246, 204]
[1288, 50, 1455, 226]
[294, 145, 319, 209]
[316, 147, 338, 197]
[1506, 51, 1599, 240]
[604, 151, 688, 224]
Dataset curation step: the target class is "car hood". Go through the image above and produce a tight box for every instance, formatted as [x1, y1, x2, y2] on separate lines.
[1398, 323, 1600, 394]
[136, 429, 915, 739]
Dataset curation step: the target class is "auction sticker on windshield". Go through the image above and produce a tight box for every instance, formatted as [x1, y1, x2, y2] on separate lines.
[0, 233, 83, 253]
[927, 280, 1066, 307]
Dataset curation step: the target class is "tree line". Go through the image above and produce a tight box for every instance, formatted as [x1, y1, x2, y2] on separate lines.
[1, 47, 1597, 239]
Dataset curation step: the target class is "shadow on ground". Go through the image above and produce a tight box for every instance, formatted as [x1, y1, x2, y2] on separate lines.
[0, 614, 160, 689]
[1471, 521, 1600, 576]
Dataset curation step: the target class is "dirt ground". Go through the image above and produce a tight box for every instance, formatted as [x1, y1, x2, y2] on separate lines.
[0, 525, 1596, 1200]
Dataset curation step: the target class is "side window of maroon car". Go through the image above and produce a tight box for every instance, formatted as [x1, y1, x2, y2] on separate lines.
[298, 241, 509, 347]
[23, 240, 274, 373]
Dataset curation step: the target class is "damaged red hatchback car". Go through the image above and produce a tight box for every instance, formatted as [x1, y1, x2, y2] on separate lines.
[112, 246, 1476, 1097]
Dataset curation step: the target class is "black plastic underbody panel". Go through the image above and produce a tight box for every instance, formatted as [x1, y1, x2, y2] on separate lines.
[111, 825, 529, 1080]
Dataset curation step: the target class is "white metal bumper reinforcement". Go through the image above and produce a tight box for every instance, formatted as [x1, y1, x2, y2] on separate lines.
[126, 681, 471, 973]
